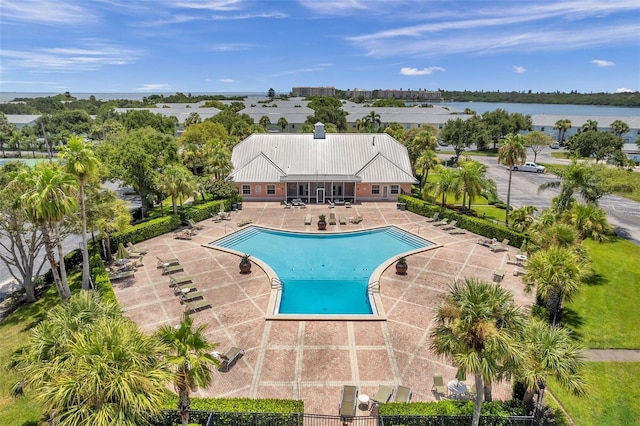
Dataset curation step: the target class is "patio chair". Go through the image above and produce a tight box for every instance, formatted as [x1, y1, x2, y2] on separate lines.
[433, 218, 449, 227]
[328, 200, 335, 208]
[108, 270, 135, 281]
[329, 212, 337, 225]
[169, 275, 192, 287]
[163, 264, 184, 275]
[215, 347, 245, 372]
[173, 282, 197, 295]
[493, 269, 505, 282]
[174, 230, 193, 240]
[187, 219, 203, 230]
[371, 385, 394, 406]
[219, 211, 231, 220]
[441, 220, 458, 231]
[283, 200, 292, 208]
[477, 238, 497, 247]
[157, 256, 179, 268]
[304, 214, 312, 225]
[449, 227, 466, 235]
[339, 385, 358, 418]
[490, 239, 510, 252]
[345, 201, 352, 208]
[185, 298, 211, 314]
[180, 290, 204, 304]
[339, 215, 347, 225]
[425, 212, 440, 222]
[351, 216, 363, 224]
[393, 385, 413, 403]
[127, 242, 148, 255]
[299, 201, 306, 208]
[432, 375, 446, 396]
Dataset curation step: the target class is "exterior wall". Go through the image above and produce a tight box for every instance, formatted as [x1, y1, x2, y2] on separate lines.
[236, 182, 286, 201]
[355, 183, 410, 201]
[237, 182, 412, 202]
[291, 87, 336, 97]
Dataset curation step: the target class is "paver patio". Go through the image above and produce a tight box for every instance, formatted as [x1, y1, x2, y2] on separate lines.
[113, 202, 534, 415]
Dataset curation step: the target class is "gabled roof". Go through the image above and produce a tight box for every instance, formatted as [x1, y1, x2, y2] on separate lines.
[228, 131, 418, 184]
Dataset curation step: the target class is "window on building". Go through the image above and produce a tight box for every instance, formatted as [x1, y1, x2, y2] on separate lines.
[371, 185, 380, 195]
[242, 184, 251, 195]
[255, 185, 261, 194]
[266, 184, 276, 195]
[390, 185, 399, 194]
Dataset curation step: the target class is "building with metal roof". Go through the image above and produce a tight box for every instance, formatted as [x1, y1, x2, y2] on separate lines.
[228, 123, 418, 203]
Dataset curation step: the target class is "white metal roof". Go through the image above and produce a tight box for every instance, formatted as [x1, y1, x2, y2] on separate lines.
[229, 131, 418, 184]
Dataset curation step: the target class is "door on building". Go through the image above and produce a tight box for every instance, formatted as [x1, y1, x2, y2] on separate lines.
[316, 188, 325, 204]
[382, 186, 388, 199]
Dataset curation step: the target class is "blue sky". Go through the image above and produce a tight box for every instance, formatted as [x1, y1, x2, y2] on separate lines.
[1, 0, 639, 94]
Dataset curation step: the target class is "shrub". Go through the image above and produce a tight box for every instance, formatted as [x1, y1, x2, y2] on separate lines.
[180, 199, 231, 223]
[89, 253, 116, 304]
[110, 215, 181, 251]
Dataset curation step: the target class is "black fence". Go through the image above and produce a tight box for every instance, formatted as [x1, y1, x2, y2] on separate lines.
[153, 411, 533, 426]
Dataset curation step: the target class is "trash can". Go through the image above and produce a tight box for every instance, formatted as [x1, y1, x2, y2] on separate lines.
[399, 203, 406, 211]
[396, 202, 401, 210]
[231, 204, 237, 211]
[237, 202, 243, 211]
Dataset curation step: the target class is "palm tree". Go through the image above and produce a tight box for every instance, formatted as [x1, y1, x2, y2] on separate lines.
[259, 115, 271, 128]
[538, 160, 607, 214]
[414, 149, 439, 190]
[355, 118, 367, 132]
[365, 110, 382, 131]
[156, 313, 219, 426]
[18, 162, 77, 301]
[13, 292, 169, 425]
[553, 119, 571, 144]
[563, 203, 611, 242]
[523, 246, 590, 325]
[530, 222, 579, 252]
[509, 205, 537, 233]
[458, 160, 495, 209]
[156, 164, 197, 215]
[498, 134, 527, 225]
[425, 165, 460, 206]
[519, 319, 586, 409]
[60, 136, 101, 290]
[430, 278, 525, 426]
[609, 119, 630, 137]
[580, 119, 598, 133]
[277, 117, 288, 132]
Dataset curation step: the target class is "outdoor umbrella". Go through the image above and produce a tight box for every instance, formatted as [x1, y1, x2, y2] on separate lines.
[117, 243, 129, 260]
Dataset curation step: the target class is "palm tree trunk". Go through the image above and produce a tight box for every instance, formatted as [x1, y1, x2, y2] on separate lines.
[505, 169, 513, 225]
[53, 223, 71, 299]
[79, 185, 91, 290]
[179, 387, 190, 426]
[472, 373, 484, 426]
[172, 197, 178, 216]
[41, 225, 68, 301]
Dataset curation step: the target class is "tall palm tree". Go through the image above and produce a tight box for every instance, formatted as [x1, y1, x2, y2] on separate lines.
[277, 117, 288, 132]
[519, 319, 586, 408]
[156, 165, 197, 215]
[431, 278, 525, 426]
[509, 205, 537, 233]
[609, 119, 630, 137]
[580, 119, 598, 133]
[538, 160, 607, 214]
[523, 246, 590, 325]
[414, 149, 439, 190]
[60, 136, 101, 290]
[425, 165, 460, 206]
[18, 162, 77, 301]
[13, 292, 169, 425]
[156, 313, 219, 426]
[259, 115, 271, 128]
[563, 203, 611, 242]
[458, 160, 495, 209]
[553, 119, 571, 144]
[530, 222, 579, 252]
[365, 110, 382, 131]
[498, 133, 527, 225]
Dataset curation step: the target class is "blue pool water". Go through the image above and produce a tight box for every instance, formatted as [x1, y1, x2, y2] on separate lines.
[212, 227, 434, 315]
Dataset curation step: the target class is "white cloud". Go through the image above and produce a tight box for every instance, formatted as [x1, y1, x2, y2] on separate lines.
[173, 0, 243, 11]
[400, 67, 445, 76]
[272, 64, 332, 77]
[299, 0, 370, 15]
[209, 43, 255, 52]
[0, 0, 94, 24]
[210, 12, 287, 20]
[591, 59, 615, 67]
[220, 78, 235, 83]
[134, 84, 172, 91]
[615, 87, 635, 93]
[513, 66, 526, 73]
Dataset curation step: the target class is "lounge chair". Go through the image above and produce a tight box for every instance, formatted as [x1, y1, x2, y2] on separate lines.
[345, 201, 351, 208]
[169, 275, 193, 287]
[350, 216, 363, 224]
[299, 201, 306, 208]
[339, 385, 358, 418]
[513, 266, 524, 276]
[157, 256, 179, 268]
[442, 220, 458, 231]
[490, 239, 510, 252]
[329, 212, 337, 225]
[425, 212, 440, 222]
[304, 214, 312, 225]
[339, 215, 347, 225]
[449, 227, 466, 235]
[477, 238, 497, 247]
[185, 298, 211, 314]
[180, 290, 204, 304]
[393, 385, 413, 403]
[432, 375, 446, 396]
[328, 200, 335, 208]
[283, 200, 292, 208]
[493, 269, 505, 282]
[163, 264, 184, 275]
[108, 270, 135, 281]
[127, 242, 148, 255]
[173, 282, 197, 295]
[433, 218, 449, 227]
[371, 385, 394, 406]
[215, 347, 245, 372]
[174, 229, 194, 240]
[218, 211, 231, 220]
[187, 219, 203, 230]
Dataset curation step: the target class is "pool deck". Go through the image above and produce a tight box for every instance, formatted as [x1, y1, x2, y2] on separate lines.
[114, 202, 534, 415]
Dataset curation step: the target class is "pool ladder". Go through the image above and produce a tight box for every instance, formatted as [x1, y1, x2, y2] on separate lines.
[271, 277, 282, 290]
[367, 280, 380, 295]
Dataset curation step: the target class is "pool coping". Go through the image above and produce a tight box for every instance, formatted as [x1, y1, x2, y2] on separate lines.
[203, 224, 442, 321]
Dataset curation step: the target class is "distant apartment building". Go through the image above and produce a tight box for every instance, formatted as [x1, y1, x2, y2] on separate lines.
[344, 88, 373, 99]
[291, 86, 336, 97]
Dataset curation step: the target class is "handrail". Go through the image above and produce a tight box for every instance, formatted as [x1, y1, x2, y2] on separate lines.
[224, 224, 237, 234]
[271, 277, 282, 290]
[411, 224, 421, 235]
[367, 280, 380, 294]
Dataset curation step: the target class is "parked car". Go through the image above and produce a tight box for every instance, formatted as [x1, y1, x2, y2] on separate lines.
[550, 143, 560, 149]
[512, 162, 545, 173]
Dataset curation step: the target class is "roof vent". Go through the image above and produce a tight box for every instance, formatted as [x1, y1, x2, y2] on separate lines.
[313, 122, 326, 139]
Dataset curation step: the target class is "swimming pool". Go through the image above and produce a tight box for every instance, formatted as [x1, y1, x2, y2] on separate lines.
[211, 226, 435, 315]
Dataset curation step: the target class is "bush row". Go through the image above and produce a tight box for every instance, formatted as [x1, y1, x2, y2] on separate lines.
[398, 195, 526, 248]
[179, 198, 236, 223]
[380, 400, 526, 424]
[109, 215, 181, 250]
[89, 253, 117, 304]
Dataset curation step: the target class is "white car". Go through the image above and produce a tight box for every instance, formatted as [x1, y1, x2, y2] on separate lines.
[512, 162, 545, 173]
[550, 143, 560, 149]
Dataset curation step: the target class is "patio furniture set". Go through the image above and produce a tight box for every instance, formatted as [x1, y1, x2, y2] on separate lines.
[339, 384, 413, 417]
[159, 256, 212, 314]
[432, 375, 476, 401]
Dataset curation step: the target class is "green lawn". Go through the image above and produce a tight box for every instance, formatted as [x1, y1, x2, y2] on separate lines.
[563, 238, 640, 349]
[548, 362, 640, 426]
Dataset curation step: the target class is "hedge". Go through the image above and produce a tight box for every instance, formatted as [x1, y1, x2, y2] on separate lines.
[179, 199, 235, 223]
[109, 215, 181, 251]
[89, 253, 117, 304]
[398, 195, 527, 248]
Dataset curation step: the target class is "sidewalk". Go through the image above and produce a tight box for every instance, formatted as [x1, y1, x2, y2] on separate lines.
[583, 349, 640, 362]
